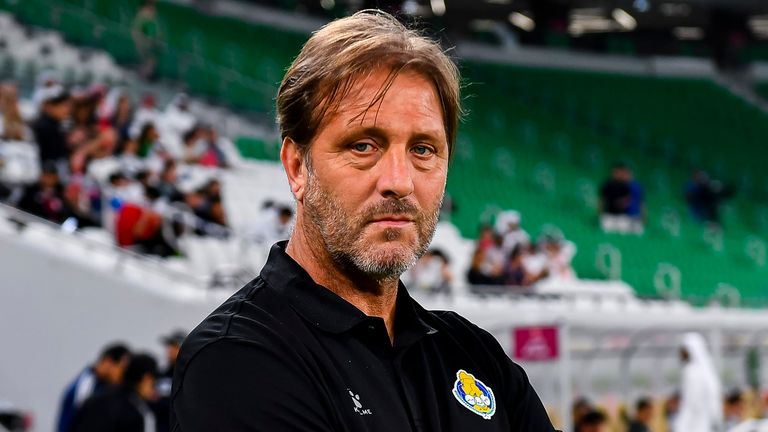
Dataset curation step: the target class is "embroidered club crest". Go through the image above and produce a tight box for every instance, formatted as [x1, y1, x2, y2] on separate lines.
[452, 369, 496, 420]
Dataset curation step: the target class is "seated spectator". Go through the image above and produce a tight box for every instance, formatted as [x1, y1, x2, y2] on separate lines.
[198, 125, 229, 168]
[70, 353, 159, 432]
[115, 186, 179, 257]
[247, 203, 292, 244]
[541, 233, 577, 281]
[628, 397, 653, 432]
[599, 163, 643, 234]
[405, 248, 452, 294]
[116, 138, 145, 177]
[163, 93, 195, 138]
[17, 163, 72, 224]
[32, 86, 72, 169]
[63, 159, 102, 229]
[496, 210, 530, 254]
[723, 389, 745, 431]
[67, 92, 99, 154]
[503, 245, 546, 287]
[157, 160, 183, 202]
[476, 224, 495, 251]
[521, 242, 548, 281]
[685, 169, 734, 227]
[56, 343, 130, 432]
[183, 188, 227, 229]
[467, 246, 503, 286]
[576, 410, 608, 432]
[129, 93, 161, 140]
[181, 126, 207, 165]
[0, 82, 30, 141]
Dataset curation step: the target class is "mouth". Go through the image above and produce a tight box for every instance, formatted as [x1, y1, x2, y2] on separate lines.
[370, 215, 415, 227]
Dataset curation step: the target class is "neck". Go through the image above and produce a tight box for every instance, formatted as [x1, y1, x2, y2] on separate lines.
[286, 214, 399, 343]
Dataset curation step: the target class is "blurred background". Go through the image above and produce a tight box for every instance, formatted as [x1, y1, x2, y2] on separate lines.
[0, 0, 767, 431]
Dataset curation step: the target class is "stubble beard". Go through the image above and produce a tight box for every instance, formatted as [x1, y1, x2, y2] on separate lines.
[302, 172, 442, 282]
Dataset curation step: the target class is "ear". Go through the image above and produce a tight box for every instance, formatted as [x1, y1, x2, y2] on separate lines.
[281, 137, 307, 201]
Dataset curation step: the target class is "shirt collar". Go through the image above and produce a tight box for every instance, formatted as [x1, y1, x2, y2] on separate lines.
[260, 241, 437, 344]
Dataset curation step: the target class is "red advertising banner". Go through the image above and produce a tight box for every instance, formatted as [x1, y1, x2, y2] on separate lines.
[513, 326, 559, 361]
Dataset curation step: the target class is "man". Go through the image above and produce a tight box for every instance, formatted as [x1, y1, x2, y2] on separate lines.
[673, 332, 723, 432]
[31, 85, 71, 168]
[628, 397, 652, 432]
[723, 389, 745, 431]
[56, 343, 130, 432]
[171, 10, 556, 431]
[70, 353, 159, 432]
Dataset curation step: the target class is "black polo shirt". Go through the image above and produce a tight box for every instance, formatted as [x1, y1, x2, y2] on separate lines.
[170, 242, 556, 431]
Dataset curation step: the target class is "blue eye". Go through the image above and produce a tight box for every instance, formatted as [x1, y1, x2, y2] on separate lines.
[353, 143, 373, 152]
[413, 145, 432, 156]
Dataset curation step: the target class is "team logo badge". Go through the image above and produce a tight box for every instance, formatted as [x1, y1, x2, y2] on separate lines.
[452, 369, 496, 420]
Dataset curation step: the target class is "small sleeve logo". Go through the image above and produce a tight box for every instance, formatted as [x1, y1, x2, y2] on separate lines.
[452, 369, 496, 420]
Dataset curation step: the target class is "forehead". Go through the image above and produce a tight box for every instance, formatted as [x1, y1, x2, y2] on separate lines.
[323, 69, 445, 134]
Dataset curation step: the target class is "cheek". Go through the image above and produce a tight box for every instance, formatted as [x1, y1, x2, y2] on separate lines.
[414, 171, 447, 209]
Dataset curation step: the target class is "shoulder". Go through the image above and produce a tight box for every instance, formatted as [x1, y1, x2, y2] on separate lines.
[173, 277, 319, 400]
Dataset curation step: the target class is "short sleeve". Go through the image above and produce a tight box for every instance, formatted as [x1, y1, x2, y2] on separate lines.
[172, 339, 336, 432]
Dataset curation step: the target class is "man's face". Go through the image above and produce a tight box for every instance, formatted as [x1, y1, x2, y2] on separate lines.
[300, 70, 448, 280]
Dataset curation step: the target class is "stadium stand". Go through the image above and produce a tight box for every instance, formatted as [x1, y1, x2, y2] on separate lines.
[6, 0, 768, 306]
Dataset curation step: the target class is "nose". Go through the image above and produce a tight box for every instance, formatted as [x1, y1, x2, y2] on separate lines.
[376, 146, 414, 199]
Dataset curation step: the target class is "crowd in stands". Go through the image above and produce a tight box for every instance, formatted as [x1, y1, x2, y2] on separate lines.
[0, 74, 246, 256]
[467, 210, 576, 287]
[466, 210, 577, 289]
[598, 163, 734, 235]
[56, 332, 185, 432]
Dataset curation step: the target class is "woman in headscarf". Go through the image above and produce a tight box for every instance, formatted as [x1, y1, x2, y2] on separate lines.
[674, 332, 723, 432]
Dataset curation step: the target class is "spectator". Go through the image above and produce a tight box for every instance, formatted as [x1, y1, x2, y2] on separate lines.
[70, 353, 159, 432]
[599, 163, 643, 234]
[405, 248, 452, 294]
[116, 138, 145, 177]
[154, 330, 186, 432]
[479, 233, 506, 281]
[521, 241, 548, 282]
[674, 333, 723, 432]
[467, 246, 502, 286]
[116, 186, 178, 257]
[496, 210, 530, 254]
[541, 233, 577, 281]
[503, 245, 546, 287]
[112, 94, 134, 144]
[157, 160, 182, 202]
[164, 94, 196, 139]
[132, 0, 161, 80]
[576, 410, 608, 432]
[572, 397, 593, 426]
[664, 392, 680, 429]
[685, 170, 733, 227]
[198, 125, 229, 168]
[628, 397, 652, 432]
[723, 389, 745, 431]
[129, 94, 161, 140]
[67, 93, 98, 153]
[31, 85, 71, 169]
[248, 203, 292, 244]
[56, 343, 130, 432]
[476, 224, 495, 251]
[0, 82, 29, 141]
[17, 162, 72, 223]
[181, 126, 206, 165]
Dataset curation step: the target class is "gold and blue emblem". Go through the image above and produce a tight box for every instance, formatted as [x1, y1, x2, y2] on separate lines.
[452, 369, 496, 420]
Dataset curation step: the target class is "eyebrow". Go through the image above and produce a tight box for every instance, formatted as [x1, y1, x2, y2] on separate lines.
[343, 125, 445, 145]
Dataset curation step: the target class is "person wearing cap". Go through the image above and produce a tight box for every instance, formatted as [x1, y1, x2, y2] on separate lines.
[171, 11, 556, 432]
[56, 343, 130, 432]
[31, 85, 71, 168]
[70, 353, 159, 432]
